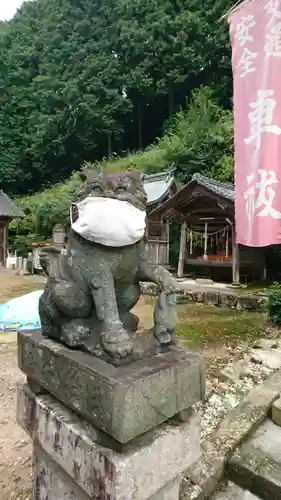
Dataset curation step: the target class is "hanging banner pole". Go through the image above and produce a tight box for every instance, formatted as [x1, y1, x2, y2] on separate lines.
[226, 226, 229, 258]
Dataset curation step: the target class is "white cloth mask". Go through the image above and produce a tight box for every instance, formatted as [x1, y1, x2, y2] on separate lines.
[71, 196, 146, 247]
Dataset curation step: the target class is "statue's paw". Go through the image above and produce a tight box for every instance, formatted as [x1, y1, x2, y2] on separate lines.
[101, 328, 134, 359]
[162, 278, 178, 294]
[154, 328, 174, 345]
[113, 339, 134, 359]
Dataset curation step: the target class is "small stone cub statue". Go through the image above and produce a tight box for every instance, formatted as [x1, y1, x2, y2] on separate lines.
[39, 170, 178, 364]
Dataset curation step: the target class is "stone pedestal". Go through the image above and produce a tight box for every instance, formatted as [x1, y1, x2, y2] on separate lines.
[18, 330, 205, 444]
[18, 384, 201, 500]
[17, 330, 205, 499]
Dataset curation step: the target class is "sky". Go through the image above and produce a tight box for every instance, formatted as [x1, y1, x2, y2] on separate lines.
[0, 0, 24, 21]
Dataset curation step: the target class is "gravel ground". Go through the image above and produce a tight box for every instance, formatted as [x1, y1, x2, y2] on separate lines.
[0, 333, 32, 500]
[0, 271, 44, 500]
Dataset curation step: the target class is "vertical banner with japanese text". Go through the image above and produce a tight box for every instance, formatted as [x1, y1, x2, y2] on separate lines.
[229, 0, 281, 246]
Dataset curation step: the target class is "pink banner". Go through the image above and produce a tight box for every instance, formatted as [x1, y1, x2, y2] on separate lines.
[229, 0, 281, 246]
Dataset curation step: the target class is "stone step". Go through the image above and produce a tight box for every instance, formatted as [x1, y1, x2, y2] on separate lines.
[212, 481, 261, 499]
[272, 396, 281, 427]
[227, 419, 281, 500]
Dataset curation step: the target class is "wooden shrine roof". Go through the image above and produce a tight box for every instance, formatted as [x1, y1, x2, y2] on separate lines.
[192, 173, 234, 202]
[150, 173, 234, 222]
[144, 168, 176, 206]
[0, 190, 24, 218]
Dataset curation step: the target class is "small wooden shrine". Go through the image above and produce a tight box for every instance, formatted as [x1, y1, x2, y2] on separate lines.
[144, 169, 177, 266]
[150, 174, 267, 283]
[0, 190, 24, 267]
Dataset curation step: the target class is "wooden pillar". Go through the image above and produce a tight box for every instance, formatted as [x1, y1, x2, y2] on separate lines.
[165, 221, 170, 265]
[232, 225, 240, 284]
[3, 222, 8, 268]
[156, 241, 159, 265]
[177, 221, 187, 278]
[189, 227, 193, 255]
[203, 222, 208, 260]
[225, 227, 229, 258]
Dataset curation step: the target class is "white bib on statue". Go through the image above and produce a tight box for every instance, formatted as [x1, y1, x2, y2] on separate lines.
[71, 197, 146, 247]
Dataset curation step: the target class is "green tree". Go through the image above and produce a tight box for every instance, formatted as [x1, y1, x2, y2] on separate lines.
[115, 0, 233, 146]
[0, 0, 130, 194]
[0, 0, 234, 196]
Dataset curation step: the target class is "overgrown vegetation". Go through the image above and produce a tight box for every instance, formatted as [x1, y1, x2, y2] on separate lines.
[267, 283, 281, 325]
[10, 87, 234, 250]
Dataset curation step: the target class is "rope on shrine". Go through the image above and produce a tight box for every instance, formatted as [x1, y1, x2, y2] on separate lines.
[186, 226, 228, 238]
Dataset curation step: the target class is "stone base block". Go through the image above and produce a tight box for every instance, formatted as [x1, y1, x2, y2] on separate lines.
[33, 445, 90, 500]
[18, 330, 205, 443]
[34, 446, 180, 500]
[18, 384, 201, 500]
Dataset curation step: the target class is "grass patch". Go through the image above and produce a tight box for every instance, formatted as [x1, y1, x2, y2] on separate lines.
[239, 283, 269, 294]
[176, 304, 266, 350]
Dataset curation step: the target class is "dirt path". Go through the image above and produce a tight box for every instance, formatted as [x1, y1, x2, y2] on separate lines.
[0, 272, 45, 500]
[0, 333, 32, 500]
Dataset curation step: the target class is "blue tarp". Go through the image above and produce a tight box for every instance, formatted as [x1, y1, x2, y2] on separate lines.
[0, 290, 43, 331]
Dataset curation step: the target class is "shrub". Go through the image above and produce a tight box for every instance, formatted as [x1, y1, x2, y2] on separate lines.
[267, 282, 281, 325]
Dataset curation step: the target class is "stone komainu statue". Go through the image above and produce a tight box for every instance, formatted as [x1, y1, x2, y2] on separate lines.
[39, 170, 178, 364]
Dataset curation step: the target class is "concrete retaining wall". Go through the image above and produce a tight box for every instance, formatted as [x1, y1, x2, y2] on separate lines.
[140, 283, 267, 312]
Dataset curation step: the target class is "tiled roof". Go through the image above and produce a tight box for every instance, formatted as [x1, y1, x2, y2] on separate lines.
[192, 173, 234, 202]
[144, 169, 175, 205]
[149, 172, 234, 220]
[0, 191, 24, 217]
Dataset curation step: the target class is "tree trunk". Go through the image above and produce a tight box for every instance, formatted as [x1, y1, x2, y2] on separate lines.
[137, 101, 142, 149]
[107, 132, 112, 158]
[168, 88, 174, 116]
